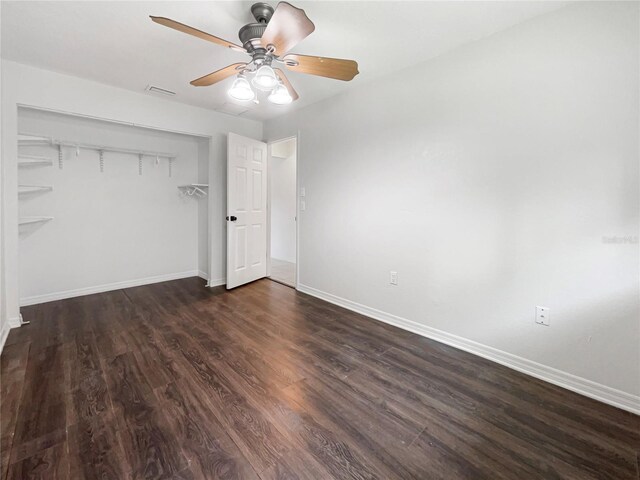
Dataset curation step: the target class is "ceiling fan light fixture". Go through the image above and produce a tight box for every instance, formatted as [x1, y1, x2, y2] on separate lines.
[268, 83, 293, 105]
[252, 65, 278, 91]
[228, 75, 255, 101]
[152, 3, 359, 104]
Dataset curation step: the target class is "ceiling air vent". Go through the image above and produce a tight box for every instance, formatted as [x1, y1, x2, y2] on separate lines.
[145, 85, 176, 96]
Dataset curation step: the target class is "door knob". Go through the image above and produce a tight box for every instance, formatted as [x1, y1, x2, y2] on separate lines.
[226, 216, 237, 222]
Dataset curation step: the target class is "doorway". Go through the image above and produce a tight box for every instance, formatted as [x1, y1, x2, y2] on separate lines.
[268, 137, 297, 287]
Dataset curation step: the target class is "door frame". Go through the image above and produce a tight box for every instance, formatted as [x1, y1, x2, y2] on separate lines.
[266, 133, 299, 289]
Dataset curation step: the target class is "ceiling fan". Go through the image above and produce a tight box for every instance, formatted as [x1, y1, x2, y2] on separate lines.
[151, 2, 359, 105]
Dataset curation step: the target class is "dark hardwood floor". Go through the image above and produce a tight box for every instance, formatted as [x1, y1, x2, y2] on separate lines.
[1, 277, 638, 479]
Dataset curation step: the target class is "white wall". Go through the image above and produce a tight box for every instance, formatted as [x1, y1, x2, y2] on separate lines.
[265, 2, 640, 410]
[1, 60, 262, 330]
[17, 108, 208, 303]
[270, 139, 296, 263]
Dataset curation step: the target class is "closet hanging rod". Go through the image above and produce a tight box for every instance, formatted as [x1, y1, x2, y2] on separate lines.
[18, 132, 177, 160]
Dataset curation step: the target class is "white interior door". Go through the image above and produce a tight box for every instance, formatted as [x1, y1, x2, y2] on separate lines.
[226, 132, 268, 289]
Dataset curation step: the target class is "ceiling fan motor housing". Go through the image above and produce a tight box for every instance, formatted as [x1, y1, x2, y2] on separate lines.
[238, 23, 267, 46]
[238, 23, 269, 59]
[239, 3, 275, 59]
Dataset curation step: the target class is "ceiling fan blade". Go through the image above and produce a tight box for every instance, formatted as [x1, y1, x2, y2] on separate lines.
[260, 2, 315, 55]
[150, 16, 245, 52]
[274, 68, 299, 101]
[282, 54, 359, 81]
[191, 63, 247, 87]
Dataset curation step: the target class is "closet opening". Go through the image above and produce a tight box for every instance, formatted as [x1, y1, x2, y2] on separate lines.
[267, 136, 297, 288]
[17, 106, 212, 308]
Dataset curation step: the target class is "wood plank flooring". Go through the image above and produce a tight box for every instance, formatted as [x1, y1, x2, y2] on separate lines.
[1, 277, 638, 479]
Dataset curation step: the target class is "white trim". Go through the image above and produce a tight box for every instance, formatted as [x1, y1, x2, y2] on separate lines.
[206, 277, 226, 287]
[18, 104, 213, 139]
[266, 142, 273, 279]
[297, 283, 640, 415]
[295, 130, 300, 290]
[199, 269, 226, 288]
[20, 270, 202, 306]
[8, 315, 21, 329]
[0, 321, 10, 354]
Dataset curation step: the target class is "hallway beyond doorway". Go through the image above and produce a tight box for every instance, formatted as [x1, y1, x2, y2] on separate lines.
[269, 258, 295, 287]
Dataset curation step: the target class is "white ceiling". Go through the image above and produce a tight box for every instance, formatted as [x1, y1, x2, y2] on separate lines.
[1, 1, 566, 121]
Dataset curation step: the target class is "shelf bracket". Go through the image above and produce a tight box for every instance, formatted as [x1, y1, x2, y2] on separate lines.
[58, 144, 63, 170]
[169, 158, 173, 178]
[138, 154, 143, 176]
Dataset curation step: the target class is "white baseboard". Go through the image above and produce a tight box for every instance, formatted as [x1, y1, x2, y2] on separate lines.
[297, 283, 640, 415]
[19, 270, 202, 306]
[198, 270, 227, 288]
[206, 277, 226, 287]
[8, 315, 21, 329]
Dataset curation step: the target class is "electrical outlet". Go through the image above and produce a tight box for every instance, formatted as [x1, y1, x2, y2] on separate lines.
[536, 306, 550, 326]
[300, 200, 306, 211]
[300, 187, 306, 197]
[390, 271, 398, 285]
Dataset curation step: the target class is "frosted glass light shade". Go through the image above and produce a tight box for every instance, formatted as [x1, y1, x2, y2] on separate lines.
[252, 65, 278, 90]
[228, 76, 255, 101]
[268, 84, 293, 105]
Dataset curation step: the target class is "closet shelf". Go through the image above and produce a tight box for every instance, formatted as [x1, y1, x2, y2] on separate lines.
[18, 134, 51, 146]
[18, 155, 53, 167]
[178, 184, 208, 197]
[19, 185, 53, 194]
[18, 131, 178, 160]
[19, 216, 54, 226]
